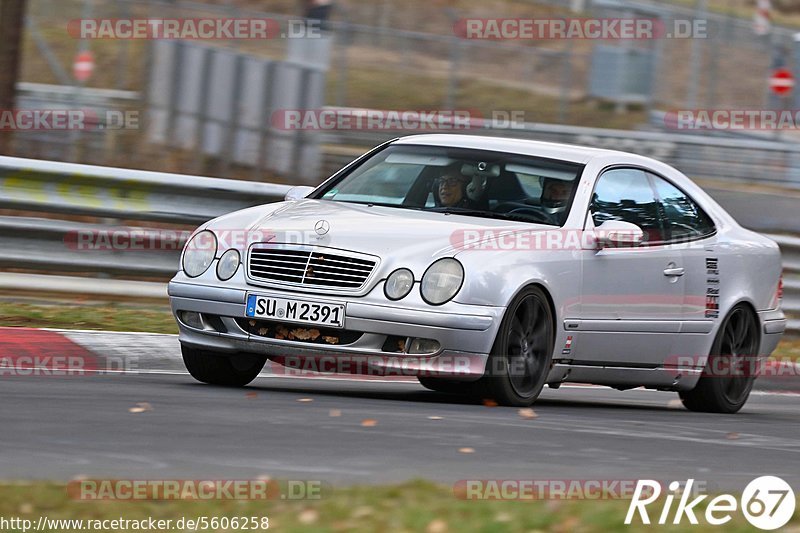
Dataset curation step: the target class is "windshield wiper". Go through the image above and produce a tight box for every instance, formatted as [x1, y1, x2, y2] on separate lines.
[338, 201, 423, 211]
[434, 208, 550, 224]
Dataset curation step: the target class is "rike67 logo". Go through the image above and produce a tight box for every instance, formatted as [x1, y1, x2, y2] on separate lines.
[626, 476, 795, 530]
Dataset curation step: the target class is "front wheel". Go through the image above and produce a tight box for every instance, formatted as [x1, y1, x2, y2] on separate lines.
[182, 345, 266, 387]
[476, 286, 554, 406]
[679, 304, 759, 414]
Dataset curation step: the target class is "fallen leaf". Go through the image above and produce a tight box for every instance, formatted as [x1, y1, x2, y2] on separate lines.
[297, 509, 318, 525]
[248, 320, 256, 327]
[351, 506, 373, 519]
[726, 432, 740, 440]
[245, 392, 258, 399]
[329, 409, 342, 417]
[494, 512, 511, 523]
[518, 408, 538, 420]
[361, 419, 378, 427]
[482, 399, 498, 407]
[426, 519, 447, 533]
[297, 398, 314, 403]
[258, 327, 269, 336]
[427, 416, 443, 420]
[323, 336, 339, 344]
[128, 402, 152, 414]
[291, 328, 314, 340]
[553, 516, 580, 532]
[458, 447, 475, 454]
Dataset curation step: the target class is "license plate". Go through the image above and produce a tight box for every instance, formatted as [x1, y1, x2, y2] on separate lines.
[246, 294, 345, 328]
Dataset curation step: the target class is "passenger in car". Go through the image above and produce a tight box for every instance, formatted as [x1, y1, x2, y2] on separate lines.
[540, 177, 572, 217]
[434, 168, 472, 208]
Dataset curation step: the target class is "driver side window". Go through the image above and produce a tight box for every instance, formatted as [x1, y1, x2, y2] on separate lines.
[591, 168, 667, 244]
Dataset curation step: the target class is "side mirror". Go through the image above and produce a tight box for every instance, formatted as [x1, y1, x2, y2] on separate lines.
[594, 220, 645, 249]
[285, 186, 315, 201]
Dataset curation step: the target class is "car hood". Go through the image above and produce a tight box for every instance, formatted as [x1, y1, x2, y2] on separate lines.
[209, 199, 549, 262]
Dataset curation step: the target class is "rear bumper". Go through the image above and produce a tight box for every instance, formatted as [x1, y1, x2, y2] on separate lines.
[759, 308, 786, 357]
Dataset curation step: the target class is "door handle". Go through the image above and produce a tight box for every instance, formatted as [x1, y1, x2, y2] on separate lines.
[663, 267, 685, 277]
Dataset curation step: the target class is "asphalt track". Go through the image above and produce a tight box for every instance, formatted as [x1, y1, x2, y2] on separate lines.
[2, 369, 799, 491]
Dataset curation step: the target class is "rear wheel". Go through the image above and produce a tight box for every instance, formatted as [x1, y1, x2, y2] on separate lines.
[182, 345, 266, 387]
[679, 304, 759, 414]
[476, 286, 554, 406]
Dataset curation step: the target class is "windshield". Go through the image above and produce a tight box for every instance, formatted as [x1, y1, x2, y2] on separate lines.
[314, 144, 584, 226]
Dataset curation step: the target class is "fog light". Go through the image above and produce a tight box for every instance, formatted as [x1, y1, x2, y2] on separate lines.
[180, 311, 203, 329]
[406, 338, 441, 355]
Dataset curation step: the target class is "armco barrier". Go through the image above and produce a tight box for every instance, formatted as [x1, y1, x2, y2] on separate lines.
[0, 156, 292, 224]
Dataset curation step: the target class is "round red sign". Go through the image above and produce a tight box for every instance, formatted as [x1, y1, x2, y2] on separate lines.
[770, 68, 794, 96]
[73, 51, 95, 83]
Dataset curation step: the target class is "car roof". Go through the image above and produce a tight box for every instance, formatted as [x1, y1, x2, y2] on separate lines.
[392, 134, 638, 165]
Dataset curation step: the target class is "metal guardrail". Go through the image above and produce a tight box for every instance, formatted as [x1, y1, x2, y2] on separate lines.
[0, 156, 292, 277]
[769, 235, 800, 332]
[0, 156, 797, 333]
[0, 156, 292, 224]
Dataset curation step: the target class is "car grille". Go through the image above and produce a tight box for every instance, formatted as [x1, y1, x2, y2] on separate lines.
[248, 246, 377, 290]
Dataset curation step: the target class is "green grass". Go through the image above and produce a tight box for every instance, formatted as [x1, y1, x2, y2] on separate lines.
[0, 480, 794, 532]
[0, 301, 177, 335]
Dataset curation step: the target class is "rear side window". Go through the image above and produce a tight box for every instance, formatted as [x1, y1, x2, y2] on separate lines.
[590, 168, 666, 243]
[649, 174, 716, 242]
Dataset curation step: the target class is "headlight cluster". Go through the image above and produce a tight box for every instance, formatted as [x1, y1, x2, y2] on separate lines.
[420, 258, 464, 305]
[216, 249, 240, 280]
[384, 258, 463, 305]
[384, 268, 414, 300]
[182, 230, 241, 281]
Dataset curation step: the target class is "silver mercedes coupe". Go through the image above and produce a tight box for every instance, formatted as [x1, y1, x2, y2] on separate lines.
[169, 134, 786, 412]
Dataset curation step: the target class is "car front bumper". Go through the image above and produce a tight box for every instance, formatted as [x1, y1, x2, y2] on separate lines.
[168, 281, 504, 380]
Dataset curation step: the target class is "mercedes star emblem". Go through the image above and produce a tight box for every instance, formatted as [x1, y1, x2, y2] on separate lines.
[314, 220, 330, 236]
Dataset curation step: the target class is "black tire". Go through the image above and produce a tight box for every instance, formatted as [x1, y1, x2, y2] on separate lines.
[679, 304, 759, 414]
[417, 376, 472, 395]
[181, 345, 266, 387]
[475, 286, 554, 406]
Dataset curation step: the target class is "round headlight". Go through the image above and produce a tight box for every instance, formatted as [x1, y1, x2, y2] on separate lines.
[216, 249, 240, 281]
[384, 268, 414, 300]
[182, 230, 217, 278]
[420, 258, 464, 305]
